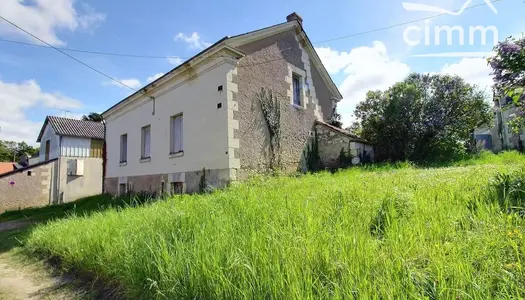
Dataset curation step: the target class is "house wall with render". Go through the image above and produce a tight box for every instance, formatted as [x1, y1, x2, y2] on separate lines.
[233, 29, 334, 177]
[0, 159, 58, 213]
[39, 123, 60, 161]
[58, 156, 103, 204]
[104, 56, 238, 194]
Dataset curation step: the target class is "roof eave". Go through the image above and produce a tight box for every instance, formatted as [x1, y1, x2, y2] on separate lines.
[102, 38, 245, 119]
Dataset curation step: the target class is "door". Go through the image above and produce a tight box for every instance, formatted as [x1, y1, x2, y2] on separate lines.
[45, 140, 50, 161]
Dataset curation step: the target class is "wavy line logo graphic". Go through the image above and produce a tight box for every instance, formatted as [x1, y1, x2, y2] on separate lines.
[402, 0, 498, 15]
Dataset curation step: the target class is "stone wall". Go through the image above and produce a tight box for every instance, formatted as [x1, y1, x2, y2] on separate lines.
[0, 159, 57, 213]
[104, 168, 232, 196]
[235, 29, 324, 175]
[315, 122, 374, 169]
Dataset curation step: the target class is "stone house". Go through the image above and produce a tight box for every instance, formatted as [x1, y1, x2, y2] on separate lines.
[102, 12, 373, 195]
[475, 95, 525, 152]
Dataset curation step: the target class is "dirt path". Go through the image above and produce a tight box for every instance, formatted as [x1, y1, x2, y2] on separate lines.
[0, 250, 88, 300]
[0, 219, 90, 300]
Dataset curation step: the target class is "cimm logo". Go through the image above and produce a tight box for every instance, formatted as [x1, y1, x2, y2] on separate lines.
[402, 0, 499, 57]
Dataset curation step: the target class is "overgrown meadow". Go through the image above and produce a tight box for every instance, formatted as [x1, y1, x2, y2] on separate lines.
[25, 152, 525, 299]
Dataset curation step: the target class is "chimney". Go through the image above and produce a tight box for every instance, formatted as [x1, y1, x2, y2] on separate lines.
[286, 12, 303, 26]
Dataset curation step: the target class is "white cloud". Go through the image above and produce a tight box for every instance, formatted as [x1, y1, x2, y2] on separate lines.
[0, 0, 105, 46]
[315, 47, 353, 74]
[147, 73, 164, 83]
[317, 42, 411, 126]
[167, 57, 183, 66]
[0, 80, 82, 143]
[175, 32, 211, 50]
[106, 78, 142, 89]
[440, 57, 493, 92]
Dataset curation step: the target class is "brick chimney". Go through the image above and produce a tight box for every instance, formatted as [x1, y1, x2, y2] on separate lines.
[286, 12, 303, 26]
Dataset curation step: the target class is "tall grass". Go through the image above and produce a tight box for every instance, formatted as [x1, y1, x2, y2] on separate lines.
[26, 153, 525, 299]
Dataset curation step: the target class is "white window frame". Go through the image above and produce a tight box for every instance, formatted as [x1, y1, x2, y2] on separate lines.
[120, 134, 128, 163]
[287, 64, 307, 109]
[292, 74, 302, 106]
[170, 114, 184, 155]
[141, 125, 151, 159]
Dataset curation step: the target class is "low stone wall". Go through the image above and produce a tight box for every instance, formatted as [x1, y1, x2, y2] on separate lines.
[104, 168, 232, 196]
[0, 159, 57, 213]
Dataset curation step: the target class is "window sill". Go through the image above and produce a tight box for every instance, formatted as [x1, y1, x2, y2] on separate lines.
[292, 104, 306, 110]
[119, 162, 127, 166]
[169, 151, 184, 159]
[140, 157, 151, 163]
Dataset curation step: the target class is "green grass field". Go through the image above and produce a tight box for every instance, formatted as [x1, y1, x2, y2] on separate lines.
[19, 152, 525, 299]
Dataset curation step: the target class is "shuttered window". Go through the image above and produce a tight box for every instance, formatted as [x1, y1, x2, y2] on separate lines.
[141, 125, 151, 159]
[170, 114, 183, 154]
[120, 134, 127, 163]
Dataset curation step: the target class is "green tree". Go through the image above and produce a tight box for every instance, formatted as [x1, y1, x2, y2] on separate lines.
[354, 73, 492, 163]
[0, 140, 39, 162]
[82, 112, 103, 122]
[488, 35, 525, 133]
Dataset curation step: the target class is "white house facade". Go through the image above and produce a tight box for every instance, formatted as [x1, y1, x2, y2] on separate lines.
[102, 13, 373, 195]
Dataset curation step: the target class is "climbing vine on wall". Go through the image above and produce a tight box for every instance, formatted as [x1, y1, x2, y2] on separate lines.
[257, 87, 282, 170]
[305, 127, 322, 172]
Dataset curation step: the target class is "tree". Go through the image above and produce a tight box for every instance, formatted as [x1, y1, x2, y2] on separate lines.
[488, 35, 525, 132]
[328, 110, 343, 129]
[0, 140, 39, 162]
[82, 112, 103, 122]
[354, 73, 492, 163]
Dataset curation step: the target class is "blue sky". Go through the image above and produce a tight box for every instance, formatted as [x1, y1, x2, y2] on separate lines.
[0, 0, 523, 144]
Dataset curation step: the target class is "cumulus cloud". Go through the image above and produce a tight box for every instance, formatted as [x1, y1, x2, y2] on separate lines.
[167, 57, 183, 66]
[105, 78, 142, 89]
[316, 41, 411, 126]
[147, 73, 164, 83]
[440, 57, 493, 93]
[0, 0, 105, 46]
[0, 80, 82, 143]
[175, 32, 211, 50]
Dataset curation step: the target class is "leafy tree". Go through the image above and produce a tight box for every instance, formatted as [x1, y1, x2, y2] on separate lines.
[354, 73, 492, 163]
[82, 112, 103, 122]
[0, 140, 39, 162]
[328, 111, 343, 129]
[488, 35, 525, 132]
[345, 121, 362, 136]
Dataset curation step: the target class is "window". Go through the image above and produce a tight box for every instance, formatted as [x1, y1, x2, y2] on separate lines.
[170, 114, 183, 154]
[45, 140, 50, 161]
[170, 182, 183, 195]
[141, 125, 151, 159]
[119, 183, 127, 195]
[120, 134, 127, 163]
[292, 74, 301, 106]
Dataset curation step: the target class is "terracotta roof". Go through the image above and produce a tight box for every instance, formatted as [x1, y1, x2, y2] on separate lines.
[0, 158, 58, 180]
[36, 116, 104, 142]
[0, 162, 15, 175]
[315, 121, 371, 144]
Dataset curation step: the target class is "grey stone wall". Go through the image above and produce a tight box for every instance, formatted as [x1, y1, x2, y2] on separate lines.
[104, 168, 231, 196]
[235, 29, 322, 174]
[0, 160, 57, 213]
[315, 122, 374, 169]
